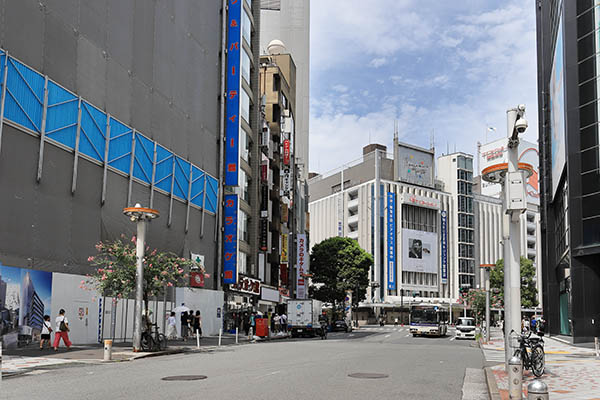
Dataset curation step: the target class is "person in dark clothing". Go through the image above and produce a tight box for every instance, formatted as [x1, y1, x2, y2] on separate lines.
[181, 311, 189, 341]
[193, 310, 202, 338]
[243, 312, 250, 336]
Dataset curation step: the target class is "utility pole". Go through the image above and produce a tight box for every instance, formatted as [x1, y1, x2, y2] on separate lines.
[373, 149, 381, 303]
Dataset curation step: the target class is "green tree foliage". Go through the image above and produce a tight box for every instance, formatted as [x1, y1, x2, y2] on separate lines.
[309, 237, 372, 311]
[489, 257, 538, 308]
[85, 236, 200, 322]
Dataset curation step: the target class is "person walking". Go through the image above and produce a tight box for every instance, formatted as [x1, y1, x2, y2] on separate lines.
[166, 312, 177, 339]
[40, 315, 52, 350]
[280, 312, 287, 332]
[193, 310, 202, 338]
[249, 312, 256, 338]
[53, 309, 72, 351]
[181, 311, 189, 341]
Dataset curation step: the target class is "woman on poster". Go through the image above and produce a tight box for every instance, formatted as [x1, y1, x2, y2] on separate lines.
[53, 309, 72, 351]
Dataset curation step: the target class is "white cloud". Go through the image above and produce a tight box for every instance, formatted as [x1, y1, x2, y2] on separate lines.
[369, 57, 388, 68]
[332, 84, 349, 93]
[309, 0, 539, 174]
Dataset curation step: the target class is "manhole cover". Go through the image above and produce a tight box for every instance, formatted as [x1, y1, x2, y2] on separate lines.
[348, 373, 388, 379]
[161, 375, 207, 381]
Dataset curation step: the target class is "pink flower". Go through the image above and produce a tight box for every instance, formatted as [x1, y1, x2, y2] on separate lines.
[131, 236, 137, 243]
[87, 256, 95, 262]
[167, 282, 173, 287]
[81, 280, 85, 285]
[97, 268, 104, 273]
[161, 271, 168, 276]
[151, 249, 157, 255]
[149, 264, 153, 267]
[106, 269, 113, 273]
[178, 268, 183, 274]
[101, 274, 107, 281]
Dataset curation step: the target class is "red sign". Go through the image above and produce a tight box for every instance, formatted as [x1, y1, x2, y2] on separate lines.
[190, 272, 205, 288]
[283, 140, 290, 165]
[230, 276, 261, 295]
[280, 263, 288, 285]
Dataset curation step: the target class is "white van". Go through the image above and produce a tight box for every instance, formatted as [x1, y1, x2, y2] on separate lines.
[455, 317, 476, 339]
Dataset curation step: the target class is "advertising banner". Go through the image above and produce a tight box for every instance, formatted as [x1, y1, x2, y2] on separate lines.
[259, 218, 268, 251]
[281, 234, 288, 262]
[283, 139, 290, 165]
[223, 194, 239, 284]
[282, 168, 291, 197]
[190, 272, 205, 288]
[402, 229, 438, 274]
[0, 263, 53, 348]
[344, 290, 352, 323]
[395, 143, 435, 188]
[549, 12, 566, 200]
[280, 264, 289, 285]
[225, 0, 242, 186]
[296, 234, 308, 299]
[440, 211, 448, 284]
[230, 276, 260, 295]
[386, 192, 396, 290]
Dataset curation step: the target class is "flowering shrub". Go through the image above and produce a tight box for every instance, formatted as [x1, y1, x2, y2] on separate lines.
[86, 235, 201, 310]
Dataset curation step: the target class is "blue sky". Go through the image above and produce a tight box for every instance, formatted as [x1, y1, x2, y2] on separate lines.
[309, 0, 539, 174]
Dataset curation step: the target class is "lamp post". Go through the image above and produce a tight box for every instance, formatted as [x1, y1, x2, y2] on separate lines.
[123, 203, 159, 352]
[481, 264, 494, 343]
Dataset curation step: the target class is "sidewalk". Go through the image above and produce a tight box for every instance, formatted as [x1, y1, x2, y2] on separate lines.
[2, 332, 288, 377]
[481, 328, 600, 399]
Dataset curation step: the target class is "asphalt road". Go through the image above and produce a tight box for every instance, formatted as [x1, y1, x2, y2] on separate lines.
[3, 326, 485, 400]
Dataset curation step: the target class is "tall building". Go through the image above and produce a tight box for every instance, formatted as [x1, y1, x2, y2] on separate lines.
[0, 274, 6, 310]
[0, 3, 222, 302]
[437, 153, 476, 295]
[536, 0, 600, 342]
[260, 0, 310, 180]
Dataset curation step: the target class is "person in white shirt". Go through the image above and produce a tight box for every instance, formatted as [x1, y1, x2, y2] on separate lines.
[40, 314, 53, 350]
[166, 312, 177, 339]
[53, 309, 72, 351]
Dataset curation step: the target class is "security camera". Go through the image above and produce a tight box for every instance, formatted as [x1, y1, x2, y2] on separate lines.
[515, 118, 528, 134]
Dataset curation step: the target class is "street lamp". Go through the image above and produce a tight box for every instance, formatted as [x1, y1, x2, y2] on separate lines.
[480, 264, 495, 343]
[123, 203, 159, 352]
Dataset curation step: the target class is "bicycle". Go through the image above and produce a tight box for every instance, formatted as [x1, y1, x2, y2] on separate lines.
[511, 329, 545, 377]
[141, 323, 168, 352]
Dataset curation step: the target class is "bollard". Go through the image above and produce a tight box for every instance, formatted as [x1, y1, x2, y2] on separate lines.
[103, 339, 113, 361]
[527, 380, 549, 400]
[235, 327, 239, 344]
[196, 329, 200, 349]
[218, 328, 222, 347]
[595, 337, 599, 359]
[508, 355, 523, 399]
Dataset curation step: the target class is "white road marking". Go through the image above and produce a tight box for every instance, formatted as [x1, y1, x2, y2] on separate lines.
[385, 334, 391, 338]
[449, 336, 456, 341]
[349, 334, 355, 337]
[405, 334, 411, 337]
[257, 370, 281, 379]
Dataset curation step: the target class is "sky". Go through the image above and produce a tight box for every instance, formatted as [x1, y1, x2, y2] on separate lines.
[309, 0, 539, 175]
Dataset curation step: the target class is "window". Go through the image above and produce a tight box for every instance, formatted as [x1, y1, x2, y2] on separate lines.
[239, 210, 249, 242]
[238, 251, 248, 275]
[465, 157, 473, 171]
[240, 169, 250, 202]
[241, 89, 250, 123]
[242, 10, 251, 45]
[458, 156, 466, 169]
[273, 73, 280, 92]
[242, 49, 251, 84]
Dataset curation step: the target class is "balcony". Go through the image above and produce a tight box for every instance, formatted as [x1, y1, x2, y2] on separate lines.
[527, 248, 537, 258]
[348, 214, 359, 227]
[347, 198, 359, 212]
[527, 222, 536, 233]
[527, 236, 536, 245]
[347, 230, 359, 240]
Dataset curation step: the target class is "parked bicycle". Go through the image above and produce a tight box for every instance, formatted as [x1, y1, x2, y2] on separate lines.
[141, 323, 167, 352]
[511, 329, 545, 377]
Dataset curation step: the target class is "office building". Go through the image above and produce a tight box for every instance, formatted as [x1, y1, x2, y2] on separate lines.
[536, 0, 600, 342]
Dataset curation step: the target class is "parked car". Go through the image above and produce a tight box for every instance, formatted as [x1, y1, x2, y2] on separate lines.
[455, 317, 476, 340]
[332, 320, 352, 332]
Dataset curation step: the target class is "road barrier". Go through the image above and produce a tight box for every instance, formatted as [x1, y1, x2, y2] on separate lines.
[508, 355, 523, 399]
[104, 339, 113, 361]
[527, 380, 549, 400]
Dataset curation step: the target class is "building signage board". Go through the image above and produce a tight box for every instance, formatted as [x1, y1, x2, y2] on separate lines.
[283, 139, 291, 165]
[386, 192, 396, 290]
[281, 234, 288, 262]
[296, 234, 308, 299]
[261, 286, 280, 302]
[337, 194, 343, 237]
[440, 211, 448, 284]
[230, 276, 260, 295]
[225, 0, 242, 186]
[259, 218, 268, 251]
[190, 253, 205, 270]
[549, 11, 566, 200]
[395, 143, 434, 188]
[282, 168, 291, 196]
[223, 194, 239, 284]
[261, 153, 269, 182]
[402, 228, 438, 274]
[280, 264, 289, 285]
[398, 193, 440, 210]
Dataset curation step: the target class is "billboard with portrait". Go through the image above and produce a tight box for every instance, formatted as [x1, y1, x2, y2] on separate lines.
[402, 229, 438, 274]
[0, 263, 53, 348]
[549, 11, 566, 200]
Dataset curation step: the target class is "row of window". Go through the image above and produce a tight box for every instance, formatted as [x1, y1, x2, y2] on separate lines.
[458, 195, 474, 213]
[401, 271, 438, 287]
[459, 244, 474, 258]
[458, 181, 473, 195]
[458, 228, 474, 244]
[457, 169, 473, 182]
[401, 204, 438, 232]
[459, 274, 475, 288]
[457, 156, 473, 172]
[458, 213, 475, 228]
[459, 259, 476, 274]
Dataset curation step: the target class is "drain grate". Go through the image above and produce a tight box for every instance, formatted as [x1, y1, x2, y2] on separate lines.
[348, 373, 389, 379]
[161, 375, 207, 381]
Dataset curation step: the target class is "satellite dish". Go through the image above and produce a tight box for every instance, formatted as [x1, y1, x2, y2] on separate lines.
[267, 39, 287, 55]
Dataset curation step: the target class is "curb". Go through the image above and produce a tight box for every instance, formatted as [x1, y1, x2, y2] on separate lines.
[484, 367, 501, 400]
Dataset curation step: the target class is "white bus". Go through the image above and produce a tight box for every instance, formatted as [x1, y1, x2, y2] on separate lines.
[409, 303, 449, 337]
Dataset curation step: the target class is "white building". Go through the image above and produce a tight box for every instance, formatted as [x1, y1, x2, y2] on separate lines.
[260, 0, 310, 179]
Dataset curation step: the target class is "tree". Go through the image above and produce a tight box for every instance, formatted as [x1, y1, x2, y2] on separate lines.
[309, 237, 372, 313]
[85, 236, 200, 324]
[489, 257, 538, 308]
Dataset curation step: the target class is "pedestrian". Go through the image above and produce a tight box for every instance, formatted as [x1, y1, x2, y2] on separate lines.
[193, 310, 202, 338]
[530, 315, 538, 333]
[280, 312, 287, 332]
[181, 311, 189, 341]
[243, 312, 250, 336]
[40, 315, 52, 350]
[522, 316, 529, 333]
[53, 309, 72, 351]
[187, 310, 195, 338]
[166, 312, 177, 339]
[249, 312, 256, 338]
[394, 317, 399, 326]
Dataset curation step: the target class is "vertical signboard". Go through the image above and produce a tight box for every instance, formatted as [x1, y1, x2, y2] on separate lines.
[223, 194, 238, 284]
[259, 219, 268, 251]
[549, 12, 566, 200]
[296, 234, 307, 299]
[283, 139, 291, 165]
[225, 0, 242, 186]
[281, 234, 288, 262]
[386, 192, 396, 290]
[337, 195, 343, 237]
[440, 210, 448, 284]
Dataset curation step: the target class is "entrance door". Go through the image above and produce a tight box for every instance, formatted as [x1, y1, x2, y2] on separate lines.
[66, 301, 90, 344]
[559, 292, 570, 335]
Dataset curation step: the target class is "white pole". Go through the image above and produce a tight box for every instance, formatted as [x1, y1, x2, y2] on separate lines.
[196, 330, 200, 349]
[132, 219, 146, 352]
[218, 328, 222, 346]
[374, 149, 380, 302]
[236, 327, 239, 344]
[485, 269, 491, 343]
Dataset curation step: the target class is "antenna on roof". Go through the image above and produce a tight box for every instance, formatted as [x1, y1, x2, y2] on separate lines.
[430, 129, 434, 151]
[394, 120, 398, 141]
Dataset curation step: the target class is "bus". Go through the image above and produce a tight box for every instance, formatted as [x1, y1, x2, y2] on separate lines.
[409, 303, 449, 337]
